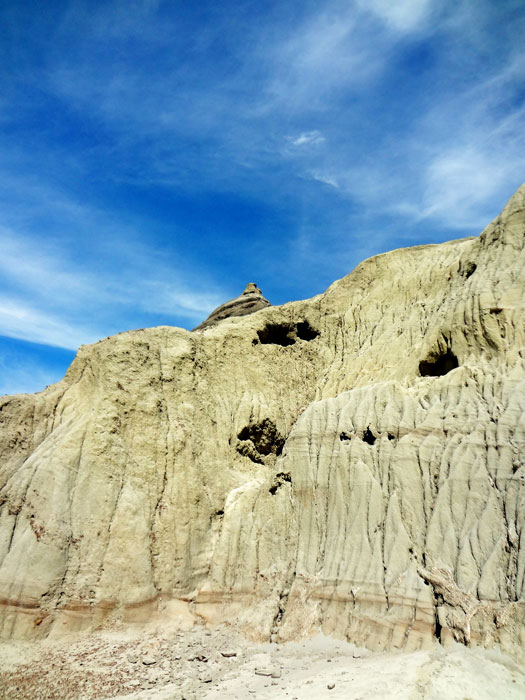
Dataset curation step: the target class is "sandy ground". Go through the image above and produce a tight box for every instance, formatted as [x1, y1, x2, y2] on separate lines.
[0, 622, 523, 700]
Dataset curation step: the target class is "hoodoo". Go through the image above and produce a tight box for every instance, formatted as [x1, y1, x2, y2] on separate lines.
[0, 186, 524, 663]
[192, 282, 270, 330]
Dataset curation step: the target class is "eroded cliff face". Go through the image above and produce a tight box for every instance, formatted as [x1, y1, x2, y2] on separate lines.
[0, 186, 524, 660]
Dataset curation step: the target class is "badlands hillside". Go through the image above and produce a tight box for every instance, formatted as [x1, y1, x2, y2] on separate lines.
[0, 186, 524, 693]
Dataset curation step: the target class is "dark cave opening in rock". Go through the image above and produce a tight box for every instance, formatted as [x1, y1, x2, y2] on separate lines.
[419, 350, 459, 377]
[256, 320, 319, 346]
[236, 418, 285, 463]
[459, 261, 477, 279]
[362, 428, 376, 445]
[296, 321, 319, 341]
[269, 472, 292, 495]
[257, 323, 295, 346]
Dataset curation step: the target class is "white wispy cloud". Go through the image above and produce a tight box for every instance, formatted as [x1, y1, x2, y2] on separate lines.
[289, 43, 524, 234]
[0, 220, 223, 317]
[290, 131, 325, 147]
[309, 170, 340, 189]
[262, 6, 388, 113]
[0, 226, 101, 305]
[1, 0, 523, 354]
[0, 182, 227, 349]
[419, 146, 520, 229]
[0, 298, 97, 350]
[406, 53, 525, 229]
[357, 0, 435, 33]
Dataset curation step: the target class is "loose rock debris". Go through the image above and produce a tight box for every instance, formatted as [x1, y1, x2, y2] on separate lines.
[1, 624, 524, 700]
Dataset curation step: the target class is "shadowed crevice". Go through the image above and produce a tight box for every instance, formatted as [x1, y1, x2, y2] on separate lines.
[255, 320, 319, 347]
[419, 350, 459, 377]
[236, 419, 285, 463]
[269, 472, 292, 495]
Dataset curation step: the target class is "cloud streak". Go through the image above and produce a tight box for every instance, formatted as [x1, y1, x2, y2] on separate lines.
[290, 131, 325, 147]
[0, 189, 227, 350]
[358, 0, 435, 33]
[0, 299, 97, 350]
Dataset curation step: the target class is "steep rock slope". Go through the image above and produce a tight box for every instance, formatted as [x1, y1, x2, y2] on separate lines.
[0, 186, 524, 661]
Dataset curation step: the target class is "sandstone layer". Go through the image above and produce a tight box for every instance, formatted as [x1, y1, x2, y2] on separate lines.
[0, 185, 524, 662]
[192, 283, 270, 330]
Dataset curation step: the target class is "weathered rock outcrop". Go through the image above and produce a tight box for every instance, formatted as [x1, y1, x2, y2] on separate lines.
[0, 186, 524, 661]
[192, 282, 270, 330]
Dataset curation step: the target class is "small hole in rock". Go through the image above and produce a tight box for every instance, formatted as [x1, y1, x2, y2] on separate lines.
[237, 419, 285, 463]
[296, 321, 319, 341]
[460, 261, 477, 279]
[269, 472, 292, 495]
[256, 320, 319, 346]
[340, 432, 351, 442]
[419, 350, 459, 377]
[257, 323, 295, 346]
[387, 433, 395, 441]
[362, 428, 376, 445]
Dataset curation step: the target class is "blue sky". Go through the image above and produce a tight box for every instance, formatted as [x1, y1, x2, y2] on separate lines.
[1, 0, 524, 395]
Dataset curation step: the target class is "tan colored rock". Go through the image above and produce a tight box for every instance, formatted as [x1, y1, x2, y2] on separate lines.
[0, 185, 524, 662]
[192, 282, 270, 330]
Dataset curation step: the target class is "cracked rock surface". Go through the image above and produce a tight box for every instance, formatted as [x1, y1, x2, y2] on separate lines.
[0, 185, 524, 664]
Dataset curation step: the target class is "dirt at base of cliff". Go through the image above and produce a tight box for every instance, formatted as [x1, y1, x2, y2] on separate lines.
[0, 621, 524, 700]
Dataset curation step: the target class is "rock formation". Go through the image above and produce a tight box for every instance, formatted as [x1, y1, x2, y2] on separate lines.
[0, 185, 524, 663]
[192, 283, 270, 330]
